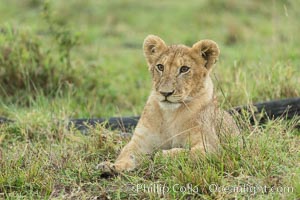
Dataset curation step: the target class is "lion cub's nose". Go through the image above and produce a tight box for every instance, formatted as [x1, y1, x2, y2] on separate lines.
[160, 90, 174, 97]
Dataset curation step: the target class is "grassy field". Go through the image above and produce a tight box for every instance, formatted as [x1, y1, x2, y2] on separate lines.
[0, 0, 299, 199]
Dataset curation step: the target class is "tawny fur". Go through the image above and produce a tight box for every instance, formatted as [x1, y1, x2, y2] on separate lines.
[98, 35, 239, 173]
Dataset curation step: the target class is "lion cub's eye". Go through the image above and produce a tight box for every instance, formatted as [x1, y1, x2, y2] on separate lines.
[179, 66, 190, 74]
[156, 64, 164, 72]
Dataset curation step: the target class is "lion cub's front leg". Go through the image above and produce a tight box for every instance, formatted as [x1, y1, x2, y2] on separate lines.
[98, 129, 155, 173]
[97, 140, 139, 174]
[113, 139, 142, 172]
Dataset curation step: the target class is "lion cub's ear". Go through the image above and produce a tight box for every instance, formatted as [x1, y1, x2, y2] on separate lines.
[143, 35, 167, 67]
[192, 40, 220, 70]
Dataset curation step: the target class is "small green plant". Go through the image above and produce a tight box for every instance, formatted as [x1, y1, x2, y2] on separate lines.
[0, 26, 79, 105]
[0, 1, 82, 105]
[42, 0, 80, 69]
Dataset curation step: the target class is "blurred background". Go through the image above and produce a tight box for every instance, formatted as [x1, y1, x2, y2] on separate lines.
[0, 0, 299, 119]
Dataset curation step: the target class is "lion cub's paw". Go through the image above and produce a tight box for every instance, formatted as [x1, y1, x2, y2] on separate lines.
[162, 148, 186, 157]
[96, 161, 117, 177]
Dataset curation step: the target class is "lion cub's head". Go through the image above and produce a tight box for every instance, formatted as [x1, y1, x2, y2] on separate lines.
[143, 35, 220, 109]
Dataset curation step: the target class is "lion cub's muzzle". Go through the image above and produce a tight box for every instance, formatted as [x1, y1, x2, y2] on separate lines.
[158, 90, 182, 104]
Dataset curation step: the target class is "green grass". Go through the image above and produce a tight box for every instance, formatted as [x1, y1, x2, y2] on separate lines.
[0, 0, 299, 199]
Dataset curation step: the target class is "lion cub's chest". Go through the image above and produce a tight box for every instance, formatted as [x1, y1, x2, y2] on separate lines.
[160, 111, 199, 149]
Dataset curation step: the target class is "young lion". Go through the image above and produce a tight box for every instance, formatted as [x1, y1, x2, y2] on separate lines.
[98, 35, 239, 173]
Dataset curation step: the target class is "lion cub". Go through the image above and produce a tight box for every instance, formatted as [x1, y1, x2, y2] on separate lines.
[98, 35, 239, 173]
